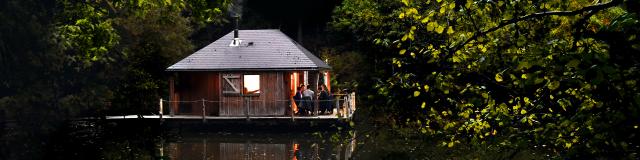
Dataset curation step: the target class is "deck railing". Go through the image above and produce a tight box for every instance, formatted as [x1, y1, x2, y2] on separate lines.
[158, 92, 356, 122]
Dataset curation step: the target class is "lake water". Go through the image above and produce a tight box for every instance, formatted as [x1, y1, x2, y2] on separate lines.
[157, 132, 356, 160]
[1, 120, 549, 159]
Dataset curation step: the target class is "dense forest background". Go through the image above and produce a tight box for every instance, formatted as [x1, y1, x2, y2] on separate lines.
[1, 0, 639, 159]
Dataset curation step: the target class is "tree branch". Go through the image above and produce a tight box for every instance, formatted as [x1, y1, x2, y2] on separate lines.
[446, 0, 624, 57]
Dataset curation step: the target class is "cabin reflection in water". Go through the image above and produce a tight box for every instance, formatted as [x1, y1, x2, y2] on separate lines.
[159, 134, 355, 160]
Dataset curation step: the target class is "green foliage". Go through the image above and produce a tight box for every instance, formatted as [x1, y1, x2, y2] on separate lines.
[320, 49, 371, 91]
[0, 0, 229, 158]
[55, 0, 119, 67]
[332, 0, 639, 158]
[109, 4, 194, 115]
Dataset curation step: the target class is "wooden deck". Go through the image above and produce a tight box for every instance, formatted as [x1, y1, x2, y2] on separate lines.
[102, 113, 353, 131]
[99, 92, 356, 131]
[105, 114, 347, 120]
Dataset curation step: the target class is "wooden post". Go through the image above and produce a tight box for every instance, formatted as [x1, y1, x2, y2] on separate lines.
[351, 94, 355, 118]
[159, 98, 163, 121]
[314, 72, 319, 116]
[245, 97, 250, 121]
[343, 95, 348, 117]
[335, 96, 340, 117]
[345, 95, 350, 120]
[349, 93, 355, 118]
[290, 99, 295, 122]
[202, 98, 206, 123]
[169, 77, 175, 117]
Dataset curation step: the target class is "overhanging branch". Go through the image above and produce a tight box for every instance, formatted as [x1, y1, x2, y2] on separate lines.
[446, 0, 624, 56]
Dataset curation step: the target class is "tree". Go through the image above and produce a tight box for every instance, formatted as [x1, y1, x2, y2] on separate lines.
[52, 0, 231, 116]
[110, 4, 194, 115]
[0, 0, 230, 158]
[332, 0, 639, 158]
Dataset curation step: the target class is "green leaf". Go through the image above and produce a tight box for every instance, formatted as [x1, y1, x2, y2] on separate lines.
[566, 59, 581, 68]
[421, 17, 429, 23]
[534, 77, 544, 84]
[548, 81, 560, 90]
[401, 0, 409, 6]
[427, 22, 437, 31]
[436, 26, 444, 34]
[446, 26, 454, 34]
[495, 73, 503, 82]
[452, 55, 461, 62]
[517, 61, 531, 70]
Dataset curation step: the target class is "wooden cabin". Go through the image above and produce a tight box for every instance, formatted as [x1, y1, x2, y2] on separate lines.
[166, 29, 331, 117]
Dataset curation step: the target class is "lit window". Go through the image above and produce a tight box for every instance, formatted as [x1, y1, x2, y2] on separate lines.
[243, 75, 260, 94]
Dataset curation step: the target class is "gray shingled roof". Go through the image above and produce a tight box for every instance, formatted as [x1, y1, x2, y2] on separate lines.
[166, 29, 331, 71]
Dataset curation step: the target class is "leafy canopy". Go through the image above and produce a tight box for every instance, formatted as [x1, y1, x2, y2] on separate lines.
[332, 0, 639, 157]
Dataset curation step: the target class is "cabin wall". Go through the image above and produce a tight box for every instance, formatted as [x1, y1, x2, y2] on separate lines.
[170, 71, 329, 116]
[171, 72, 220, 116]
[220, 72, 289, 116]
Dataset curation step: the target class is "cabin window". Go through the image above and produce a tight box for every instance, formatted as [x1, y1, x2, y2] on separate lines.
[243, 75, 260, 95]
[223, 74, 241, 95]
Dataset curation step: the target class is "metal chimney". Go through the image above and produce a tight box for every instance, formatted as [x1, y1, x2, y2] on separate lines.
[234, 16, 239, 39]
[230, 16, 241, 46]
[228, 0, 243, 47]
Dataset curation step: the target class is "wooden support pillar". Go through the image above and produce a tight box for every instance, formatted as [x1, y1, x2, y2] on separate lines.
[169, 76, 175, 116]
[313, 72, 320, 116]
[202, 98, 206, 123]
[245, 97, 250, 121]
[325, 71, 331, 92]
[335, 96, 340, 117]
[290, 99, 295, 122]
[159, 98, 163, 121]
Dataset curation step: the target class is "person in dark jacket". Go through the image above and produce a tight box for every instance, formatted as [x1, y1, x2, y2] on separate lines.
[294, 86, 303, 115]
[318, 85, 333, 115]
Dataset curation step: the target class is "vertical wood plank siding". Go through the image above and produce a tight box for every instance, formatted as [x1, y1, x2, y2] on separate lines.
[172, 72, 220, 116]
[173, 71, 317, 116]
[219, 72, 288, 116]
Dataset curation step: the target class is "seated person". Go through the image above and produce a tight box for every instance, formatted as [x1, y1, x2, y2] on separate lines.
[302, 85, 315, 115]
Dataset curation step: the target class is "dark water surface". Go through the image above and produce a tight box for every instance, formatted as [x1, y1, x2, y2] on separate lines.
[42, 120, 359, 159]
[0, 120, 548, 159]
